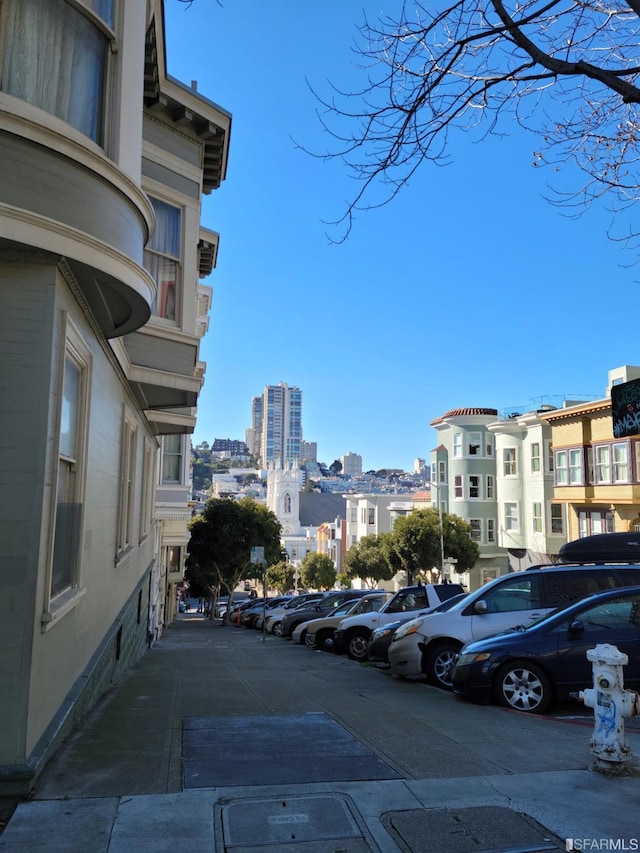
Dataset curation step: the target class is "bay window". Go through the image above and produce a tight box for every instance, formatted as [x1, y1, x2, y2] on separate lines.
[0, 0, 113, 145]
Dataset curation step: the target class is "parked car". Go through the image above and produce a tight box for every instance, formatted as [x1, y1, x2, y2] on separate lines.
[241, 596, 293, 628]
[387, 562, 640, 688]
[333, 582, 466, 662]
[300, 593, 391, 650]
[450, 585, 640, 713]
[214, 591, 250, 619]
[278, 589, 379, 639]
[261, 593, 328, 634]
[367, 592, 469, 664]
[227, 597, 265, 625]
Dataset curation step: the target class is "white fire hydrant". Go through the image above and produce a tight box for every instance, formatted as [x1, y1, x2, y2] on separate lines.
[578, 643, 640, 775]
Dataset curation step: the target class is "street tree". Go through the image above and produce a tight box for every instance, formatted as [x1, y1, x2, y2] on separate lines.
[392, 508, 479, 582]
[185, 498, 282, 620]
[344, 534, 396, 587]
[300, 552, 337, 591]
[267, 561, 296, 594]
[329, 459, 343, 475]
[312, 0, 640, 249]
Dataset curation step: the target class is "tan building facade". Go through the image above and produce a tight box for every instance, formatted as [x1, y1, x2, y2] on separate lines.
[540, 368, 640, 541]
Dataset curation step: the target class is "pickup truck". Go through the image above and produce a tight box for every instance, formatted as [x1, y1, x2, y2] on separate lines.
[332, 582, 465, 661]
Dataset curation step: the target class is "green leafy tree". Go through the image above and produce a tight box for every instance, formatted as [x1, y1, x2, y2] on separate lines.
[344, 534, 395, 588]
[329, 459, 343, 475]
[300, 552, 337, 591]
[185, 498, 282, 621]
[392, 508, 479, 583]
[266, 561, 296, 594]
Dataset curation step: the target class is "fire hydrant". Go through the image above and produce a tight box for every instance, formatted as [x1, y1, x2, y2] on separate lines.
[578, 644, 640, 775]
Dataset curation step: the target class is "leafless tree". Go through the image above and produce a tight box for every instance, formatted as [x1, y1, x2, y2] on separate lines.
[309, 0, 640, 246]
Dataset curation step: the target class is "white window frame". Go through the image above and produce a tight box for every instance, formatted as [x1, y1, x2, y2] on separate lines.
[468, 432, 481, 456]
[595, 445, 611, 484]
[612, 442, 629, 483]
[530, 442, 541, 473]
[438, 460, 446, 483]
[468, 474, 481, 499]
[485, 434, 494, 456]
[486, 475, 495, 500]
[452, 433, 462, 458]
[117, 409, 137, 558]
[532, 502, 543, 534]
[469, 519, 482, 542]
[454, 474, 463, 499]
[569, 448, 583, 485]
[43, 314, 92, 625]
[503, 447, 517, 477]
[487, 519, 496, 543]
[139, 438, 154, 543]
[555, 450, 568, 485]
[504, 502, 519, 532]
[162, 434, 183, 485]
[545, 440, 554, 473]
[144, 196, 183, 324]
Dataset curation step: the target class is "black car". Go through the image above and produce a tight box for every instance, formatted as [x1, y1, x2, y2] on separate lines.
[367, 593, 469, 664]
[278, 589, 379, 639]
[450, 586, 640, 714]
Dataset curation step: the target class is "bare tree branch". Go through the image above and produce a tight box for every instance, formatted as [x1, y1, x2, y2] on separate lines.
[304, 0, 640, 247]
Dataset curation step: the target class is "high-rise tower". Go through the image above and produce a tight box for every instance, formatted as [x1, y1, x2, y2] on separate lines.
[250, 382, 302, 465]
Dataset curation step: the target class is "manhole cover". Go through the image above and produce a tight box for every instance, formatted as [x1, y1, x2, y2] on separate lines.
[381, 805, 563, 852]
[215, 793, 378, 851]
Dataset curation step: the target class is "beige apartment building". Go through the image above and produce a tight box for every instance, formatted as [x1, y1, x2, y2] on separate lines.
[540, 367, 640, 541]
[0, 0, 230, 794]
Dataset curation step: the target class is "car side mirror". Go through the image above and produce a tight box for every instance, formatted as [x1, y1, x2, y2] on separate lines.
[568, 619, 584, 638]
[474, 600, 488, 615]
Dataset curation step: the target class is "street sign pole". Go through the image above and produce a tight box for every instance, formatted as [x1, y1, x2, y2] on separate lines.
[250, 547, 266, 643]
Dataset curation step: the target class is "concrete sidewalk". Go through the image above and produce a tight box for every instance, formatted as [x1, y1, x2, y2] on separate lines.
[1, 613, 639, 852]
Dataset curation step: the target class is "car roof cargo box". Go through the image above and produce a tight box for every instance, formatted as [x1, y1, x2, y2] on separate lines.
[559, 532, 640, 563]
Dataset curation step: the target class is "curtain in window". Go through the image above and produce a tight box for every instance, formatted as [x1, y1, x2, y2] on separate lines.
[145, 199, 181, 320]
[0, 0, 107, 143]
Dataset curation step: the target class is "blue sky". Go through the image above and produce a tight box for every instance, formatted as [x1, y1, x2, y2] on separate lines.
[164, 1, 639, 472]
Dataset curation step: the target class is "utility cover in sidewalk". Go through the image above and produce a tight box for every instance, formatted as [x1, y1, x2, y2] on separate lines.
[183, 712, 400, 788]
[381, 805, 562, 852]
[214, 793, 379, 851]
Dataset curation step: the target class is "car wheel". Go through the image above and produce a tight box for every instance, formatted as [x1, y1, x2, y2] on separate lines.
[425, 643, 461, 690]
[297, 628, 307, 645]
[314, 629, 335, 652]
[272, 621, 284, 637]
[496, 661, 552, 714]
[346, 630, 370, 661]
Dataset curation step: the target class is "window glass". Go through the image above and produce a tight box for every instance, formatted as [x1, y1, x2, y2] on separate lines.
[486, 475, 494, 499]
[569, 448, 582, 484]
[531, 442, 541, 473]
[452, 433, 462, 458]
[468, 475, 480, 498]
[468, 432, 481, 456]
[470, 519, 482, 542]
[144, 198, 182, 321]
[0, 0, 109, 143]
[550, 503, 564, 535]
[60, 358, 80, 459]
[532, 502, 542, 533]
[504, 502, 518, 531]
[543, 571, 620, 609]
[503, 448, 516, 476]
[454, 475, 463, 499]
[162, 434, 182, 483]
[479, 577, 542, 613]
[613, 443, 629, 483]
[555, 450, 568, 485]
[487, 519, 495, 543]
[595, 445, 610, 483]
